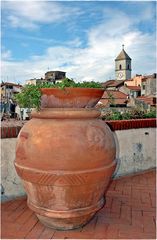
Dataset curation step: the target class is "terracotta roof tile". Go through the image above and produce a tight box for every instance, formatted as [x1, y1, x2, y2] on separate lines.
[126, 86, 141, 91]
[101, 80, 124, 88]
[101, 80, 115, 87]
[102, 90, 128, 99]
[137, 96, 156, 106]
[99, 98, 127, 107]
[1, 82, 22, 87]
[98, 90, 128, 107]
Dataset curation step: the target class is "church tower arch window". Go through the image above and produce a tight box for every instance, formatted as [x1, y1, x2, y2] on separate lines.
[119, 64, 122, 70]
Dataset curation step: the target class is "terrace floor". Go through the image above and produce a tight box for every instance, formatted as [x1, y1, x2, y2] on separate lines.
[1, 169, 156, 239]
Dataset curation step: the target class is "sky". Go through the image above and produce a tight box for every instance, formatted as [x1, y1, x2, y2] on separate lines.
[1, 0, 156, 84]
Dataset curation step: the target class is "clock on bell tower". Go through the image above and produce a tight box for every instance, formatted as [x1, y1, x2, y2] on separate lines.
[115, 45, 132, 81]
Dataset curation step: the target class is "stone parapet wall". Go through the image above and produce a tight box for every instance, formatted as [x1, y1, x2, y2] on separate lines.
[1, 138, 26, 201]
[113, 128, 156, 178]
[1, 118, 156, 138]
[1, 119, 156, 201]
[1, 126, 22, 139]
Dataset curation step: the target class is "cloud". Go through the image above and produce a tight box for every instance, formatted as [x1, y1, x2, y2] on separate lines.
[1, 49, 12, 60]
[2, 1, 83, 30]
[1, 3, 156, 83]
[2, 27, 155, 83]
[7, 15, 38, 30]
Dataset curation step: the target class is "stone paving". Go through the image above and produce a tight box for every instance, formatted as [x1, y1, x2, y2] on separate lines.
[1, 169, 156, 239]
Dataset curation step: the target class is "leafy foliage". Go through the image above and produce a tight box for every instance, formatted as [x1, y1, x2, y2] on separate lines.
[53, 78, 103, 89]
[101, 107, 156, 120]
[143, 108, 156, 118]
[14, 84, 42, 110]
[14, 78, 103, 109]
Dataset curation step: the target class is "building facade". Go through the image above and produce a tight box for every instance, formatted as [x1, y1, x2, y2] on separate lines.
[125, 75, 143, 87]
[26, 78, 44, 85]
[124, 73, 156, 96]
[26, 71, 66, 85]
[144, 73, 156, 96]
[0, 82, 22, 101]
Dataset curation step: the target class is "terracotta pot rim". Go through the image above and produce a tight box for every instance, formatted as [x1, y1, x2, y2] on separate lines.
[40, 87, 104, 96]
[38, 108, 98, 111]
[40, 88, 104, 107]
[40, 87, 104, 91]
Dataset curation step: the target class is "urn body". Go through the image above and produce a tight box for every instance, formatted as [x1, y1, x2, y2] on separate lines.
[15, 108, 116, 230]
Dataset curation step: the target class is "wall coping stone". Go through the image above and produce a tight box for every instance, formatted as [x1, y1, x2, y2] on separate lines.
[105, 118, 156, 131]
[1, 118, 156, 138]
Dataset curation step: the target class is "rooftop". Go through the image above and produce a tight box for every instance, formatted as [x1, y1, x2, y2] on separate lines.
[0, 82, 23, 87]
[142, 73, 156, 80]
[102, 90, 128, 99]
[99, 90, 128, 106]
[137, 95, 156, 106]
[102, 80, 125, 88]
[126, 86, 141, 91]
[115, 49, 131, 61]
[2, 169, 156, 239]
[45, 70, 66, 74]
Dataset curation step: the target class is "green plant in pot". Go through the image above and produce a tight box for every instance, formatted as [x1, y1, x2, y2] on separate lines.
[14, 77, 117, 230]
[15, 78, 104, 110]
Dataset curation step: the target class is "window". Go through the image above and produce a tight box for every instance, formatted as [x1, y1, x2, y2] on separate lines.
[142, 84, 145, 90]
[137, 91, 141, 97]
[119, 64, 122, 70]
[127, 64, 130, 70]
[6, 86, 13, 89]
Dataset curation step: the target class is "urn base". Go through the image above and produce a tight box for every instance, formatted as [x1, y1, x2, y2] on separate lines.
[36, 213, 95, 230]
[28, 198, 105, 230]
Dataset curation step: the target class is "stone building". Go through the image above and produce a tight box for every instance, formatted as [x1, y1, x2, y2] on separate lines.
[26, 71, 66, 85]
[143, 73, 156, 96]
[124, 74, 143, 87]
[45, 71, 66, 83]
[101, 46, 156, 108]
[119, 85, 141, 98]
[115, 45, 132, 81]
[126, 74, 156, 108]
[26, 78, 44, 85]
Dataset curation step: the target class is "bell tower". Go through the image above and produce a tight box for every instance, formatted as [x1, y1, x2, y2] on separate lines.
[115, 45, 132, 80]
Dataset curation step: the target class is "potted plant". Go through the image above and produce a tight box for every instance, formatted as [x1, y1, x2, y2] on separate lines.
[15, 78, 107, 109]
[14, 78, 117, 230]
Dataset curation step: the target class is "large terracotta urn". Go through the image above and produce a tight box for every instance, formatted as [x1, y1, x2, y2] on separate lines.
[15, 88, 117, 230]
